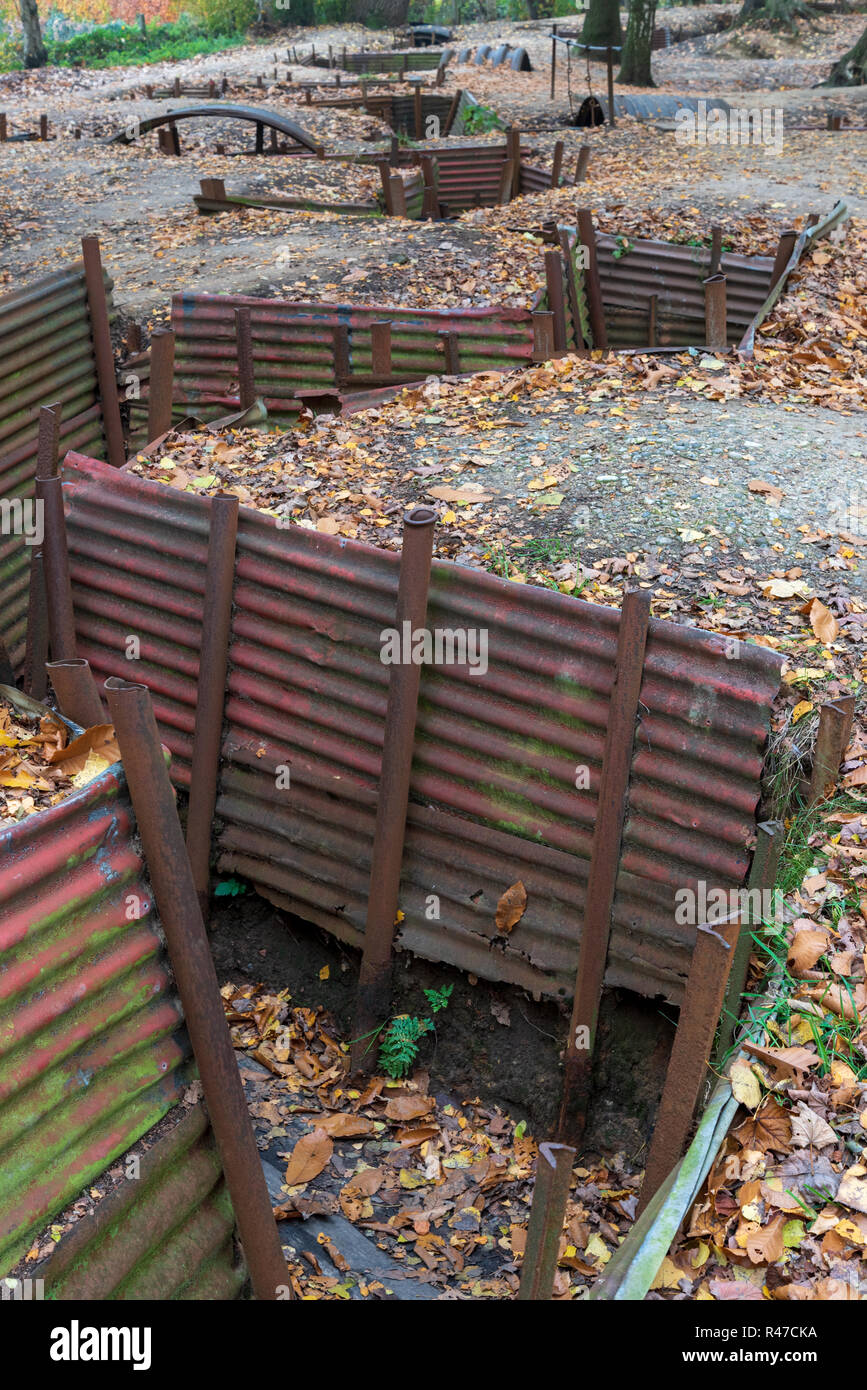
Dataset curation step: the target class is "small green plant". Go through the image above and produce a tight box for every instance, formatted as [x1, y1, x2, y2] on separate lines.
[462, 103, 502, 135]
[377, 983, 452, 1077]
[378, 1014, 433, 1078]
[612, 235, 633, 261]
[214, 875, 248, 897]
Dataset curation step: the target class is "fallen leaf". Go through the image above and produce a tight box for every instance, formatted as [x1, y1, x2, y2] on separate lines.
[495, 880, 527, 934]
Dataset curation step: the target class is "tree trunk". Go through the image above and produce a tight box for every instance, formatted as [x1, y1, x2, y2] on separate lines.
[619, 0, 657, 85]
[737, 0, 765, 19]
[581, 0, 623, 49]
[823, 20, 867, 85]
[19, 0, 47, 69]
[351, 0, 410, 27]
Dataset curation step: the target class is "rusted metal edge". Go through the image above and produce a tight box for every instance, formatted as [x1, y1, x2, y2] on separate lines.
[738, 199, 848, 357]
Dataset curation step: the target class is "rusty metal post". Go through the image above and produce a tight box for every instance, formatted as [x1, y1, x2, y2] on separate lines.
[46, 658, 106, 728]
[420, 154, 438, 219]
[606, 47, 615, 126]
[544, 250, 568, 355]
[377, 160, 394, 213]
[638, 907, 742, 1214]
[497, 159, 514, 205]
[36, 400, 61, 480]
[103, 677, 289, 1301]
[550, 139, 564, 189]
[34, 476, 77, 662]
[414, 84, 423, 139]
[709, 225, 722, 277]
[234, 308, 256, 410]
[770, 228, 797, 290]
[532, 310, 555, 362]
[809, 696, 856, 805]
[715, 821, 784, 1066]
[648, 293, 658, 348]
[352, 508, 437, 1070]
[173, 75, 181, 97]
[506, 125, 521, 199]
[333, 324, 351, 388]
[703, 274, 727, 352]
[0, 113, 6, 141]
[576, 207, 608, 351]
[126, 322, 142, 355]
[39, 113, 48, 140]
[81, 236, 126, 469]
[388, 175, 407, 217]
[440, 331, 460, 375]
[147, 329, 175, 442]
[557, 588, 652, 1146]
[574, 144, 590, 183]
[371, 320, 392, 378]
[444, 88, 461, 135]
[23, 551, 49, 701]
[186, 495, 239, 921]
[517, 1142, 575, 1301]
[550, 29, 556, 100]
[0, 636, 13, 688]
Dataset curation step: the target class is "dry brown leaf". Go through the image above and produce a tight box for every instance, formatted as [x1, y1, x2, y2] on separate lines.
[309, 1113, 375, 1138]
[805, 598, 839, 645]
[495, 880, 527, 934]
[284, 1126, 333, 1186]
[383, 1093, 435, 1122]
[788, 928, 831, 974]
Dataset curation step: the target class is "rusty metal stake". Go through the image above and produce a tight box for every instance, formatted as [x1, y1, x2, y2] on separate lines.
[234, 307, 256, 410]
[517, 1142, 575, 1301]
[638, 906, 742, 1214]
[544, 250, 568, 355]
[35, 412, 77, 665]
[46, 658, 106, 728]
[103, 676, 290, 1301]
[532, 310, 555, 362]
[715, 820, 784, 1067]
[440, 331, 460, 375]
[703, 273, 727, 353]
[81, 236, 126, 469]
[809, 696, 856, 805]
[709, 225, 722, 277]
[506, 125, 521, 199]
[388, 175, 407, 218]
[352, 508, 437, 1071]
[186, 494, 239, 921]
[371, 320, 392, 378]
[574, 144, 590, 183]
[557, 588, 652, 1146]
[606, 46, 616, 126]
[147, 329, 175, 443]
[23, 551, 48, 700]
[550, 139, 564, 189]
[770, 228, 798, 290]
[576, 207, 608, 351]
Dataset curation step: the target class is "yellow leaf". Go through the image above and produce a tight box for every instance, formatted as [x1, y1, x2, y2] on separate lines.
[319, 965, 330, 981]
[442, 510, 457, 524]
[791, 700, 813, 724]
[731, 1058, 763, 1109]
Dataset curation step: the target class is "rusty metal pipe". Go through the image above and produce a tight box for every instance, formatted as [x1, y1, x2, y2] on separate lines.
[574, 145, 590, 183]
[576, 207, 608, 351]
[46, 658, 106, 728]
[186, 495, 239, 920]
[517, 1142, 575, 1300]
[352, 507, 437, 1069]
[103, 677, 289, 1301]
[34, 476, 77, 662]
[234, 308, 256, 411]
[770, 228, 797, 290]
[23, 550, 48, 700]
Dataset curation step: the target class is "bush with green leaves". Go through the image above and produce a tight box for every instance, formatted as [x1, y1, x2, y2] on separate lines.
[377, 984, 453, 1078]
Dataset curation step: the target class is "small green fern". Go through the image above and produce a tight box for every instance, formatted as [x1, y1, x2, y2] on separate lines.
[378, 1014, 433, 1079]
[424, 984, 453, 1014]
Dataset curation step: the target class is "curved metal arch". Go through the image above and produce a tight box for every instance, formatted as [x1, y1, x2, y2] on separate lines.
[108, 104, 324, 155]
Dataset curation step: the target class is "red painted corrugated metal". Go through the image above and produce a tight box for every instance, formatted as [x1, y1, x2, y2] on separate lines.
[594, 235, 774, 347]
[63, 454, 783, 1006]
[0, 742, 192, 1275]
[0, 264, 112, 666]
[171, 291, 535, 424]
[35, 1102, 245, 1301]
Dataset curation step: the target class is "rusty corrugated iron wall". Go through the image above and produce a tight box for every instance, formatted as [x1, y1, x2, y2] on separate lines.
[0, 755, 192, 1275]
[0, 264, 113, 667]
[34, 1102, 246, 1301]
[62, 454, 783, 1007]
[343, 49, 448, 73]
[170, 291, 535, 424]
[594, 235, 774, 347]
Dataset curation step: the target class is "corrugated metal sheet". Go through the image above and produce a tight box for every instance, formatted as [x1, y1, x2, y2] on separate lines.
[0, 264, 112, 667]
[594, 235, 775, 347]
[521, 163, 555, 195]
[343, 49, 447, 73]
[170, 291, 535, 423]
[0, 733, 192, 1275]
[107, 104, 324, 156]
[35, 1102, 245, 1301]
[62, 454, 783, 1007]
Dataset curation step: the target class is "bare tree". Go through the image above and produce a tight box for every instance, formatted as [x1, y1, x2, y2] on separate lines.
[619, 0, 657, 85]
[350, 0, 410, 26]
[19, 0, 47, 69]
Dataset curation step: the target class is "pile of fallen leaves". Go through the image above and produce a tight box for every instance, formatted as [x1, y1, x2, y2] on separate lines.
[223, 980, 641, 1299]
[0, 692, 119, 822]
[662, 733, 867, 1301]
